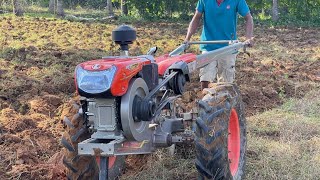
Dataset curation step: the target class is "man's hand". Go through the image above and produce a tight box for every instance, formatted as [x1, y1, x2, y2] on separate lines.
[182, 38, 191, 51]
[245, 37, 254, 47]
[183, 38, 189, 45]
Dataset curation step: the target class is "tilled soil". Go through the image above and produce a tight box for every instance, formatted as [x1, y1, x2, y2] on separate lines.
[0, 96, 65, 179]
[0, 17, 319, 179]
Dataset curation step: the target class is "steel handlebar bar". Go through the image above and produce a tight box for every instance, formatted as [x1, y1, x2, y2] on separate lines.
[169, 40, 248, 57]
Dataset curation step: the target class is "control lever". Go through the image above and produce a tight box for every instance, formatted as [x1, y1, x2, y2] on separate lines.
[147, 47, 158, 55]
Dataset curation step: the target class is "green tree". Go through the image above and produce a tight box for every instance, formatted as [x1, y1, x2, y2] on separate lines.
[57, 0, 64, 17]
[272, 0, 279, 21]
[49, 0, 55, 13]
[107, 0, 113, 16]
[12, 0, 24, 16]
[121, 0, 128, 15]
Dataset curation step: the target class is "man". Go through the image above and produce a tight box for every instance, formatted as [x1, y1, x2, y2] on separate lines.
[184, 0, 254, 90]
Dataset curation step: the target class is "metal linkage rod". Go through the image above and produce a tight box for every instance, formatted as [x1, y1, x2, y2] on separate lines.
[99, 157, 108, 180]
[144, 71, 178, 100]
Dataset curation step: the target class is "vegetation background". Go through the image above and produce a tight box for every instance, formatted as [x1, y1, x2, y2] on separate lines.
[1, 0, 320, 24]
[0, 0, 319, 180]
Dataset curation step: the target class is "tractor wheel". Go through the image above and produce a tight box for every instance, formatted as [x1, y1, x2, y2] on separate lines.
[61, 100, 125, 180]
[194, 84, 246, 180]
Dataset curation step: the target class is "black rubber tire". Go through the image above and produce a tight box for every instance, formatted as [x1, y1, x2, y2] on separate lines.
[194, 84, 246, 180]
[61, 100, 125, 180]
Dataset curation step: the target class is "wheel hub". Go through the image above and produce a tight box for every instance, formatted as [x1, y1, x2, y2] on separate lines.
[132, 95, 156, 122]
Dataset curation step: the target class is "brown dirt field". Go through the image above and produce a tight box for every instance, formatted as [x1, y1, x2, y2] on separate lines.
[0, 16, 319, 179]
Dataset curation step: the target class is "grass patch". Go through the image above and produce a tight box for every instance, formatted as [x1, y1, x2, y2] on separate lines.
[282, 90, 320, 118]
[246, 89, 320, 179]
[121, 149, 197, 180]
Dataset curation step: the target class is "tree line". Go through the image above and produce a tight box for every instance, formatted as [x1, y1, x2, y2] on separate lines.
[3, 0, 320, 23]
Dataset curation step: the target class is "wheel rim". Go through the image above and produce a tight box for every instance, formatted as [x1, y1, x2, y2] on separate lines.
[96, 156, 117, 169]
[228, 108, 240, 176]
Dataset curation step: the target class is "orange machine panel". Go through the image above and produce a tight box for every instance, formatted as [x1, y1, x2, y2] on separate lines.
[155, 53, 196, 76]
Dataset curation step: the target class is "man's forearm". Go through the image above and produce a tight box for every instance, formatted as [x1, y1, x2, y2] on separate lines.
[186, 20, 199, 41]
[245, 14, 253, 39]
[185, 12, 202, 41]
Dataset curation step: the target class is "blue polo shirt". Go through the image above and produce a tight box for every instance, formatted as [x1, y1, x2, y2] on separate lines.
[197, 0, 250, 51]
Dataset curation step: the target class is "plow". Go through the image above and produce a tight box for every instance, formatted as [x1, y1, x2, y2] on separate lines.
[62, 25, 248, 180]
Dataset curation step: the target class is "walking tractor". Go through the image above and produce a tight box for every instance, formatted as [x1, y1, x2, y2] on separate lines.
[62, 25, 248, 180]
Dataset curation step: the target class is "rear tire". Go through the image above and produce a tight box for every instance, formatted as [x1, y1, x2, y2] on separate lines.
[61, 100, 125, 180]
[195, 84, 246, 180]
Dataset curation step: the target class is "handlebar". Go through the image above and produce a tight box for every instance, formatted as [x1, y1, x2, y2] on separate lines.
[169, 40, 248, 57]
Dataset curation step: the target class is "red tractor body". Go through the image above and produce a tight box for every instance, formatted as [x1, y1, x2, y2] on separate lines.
[77, 56, 152, 96]
[76, 53, 197, 97]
